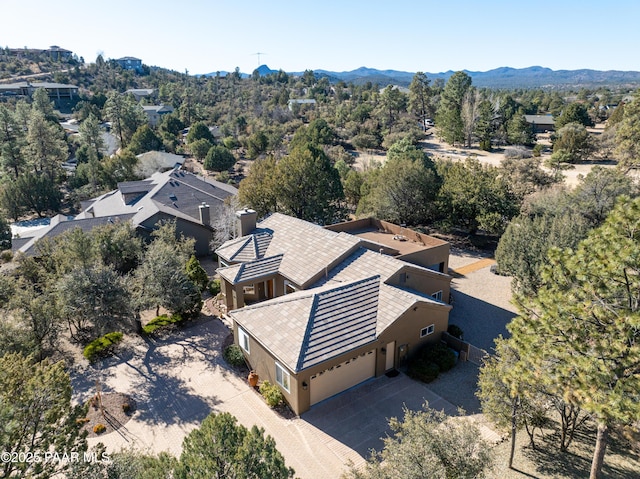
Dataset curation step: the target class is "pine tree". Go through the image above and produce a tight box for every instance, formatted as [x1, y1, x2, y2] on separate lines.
[508, 196, 640, 479]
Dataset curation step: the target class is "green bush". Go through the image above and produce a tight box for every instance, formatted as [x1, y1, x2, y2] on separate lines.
[259, 380, 284, 408]
[532, 143, 544, 157]
[83, 332, 124, 361]
[185, 255, 209, 292]
[420, 342, 458, 373]
[407, 361, 440, 383]
[142, 314, 184, 335]
[447, 324, 464, 340]
[0, 250, 13, 263]
[223, 344, 246, 367]
[208, 278, 221, 296]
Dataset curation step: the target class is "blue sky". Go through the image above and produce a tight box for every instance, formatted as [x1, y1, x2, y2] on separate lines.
[3, 0, 638, 75]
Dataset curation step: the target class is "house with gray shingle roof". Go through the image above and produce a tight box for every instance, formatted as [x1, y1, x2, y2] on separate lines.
[524, 114, 555, 133]
[217, 211, 452, 414]
[15, 169, 237, 257]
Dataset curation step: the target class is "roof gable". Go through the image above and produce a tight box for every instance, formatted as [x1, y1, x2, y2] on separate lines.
[258, 214, 361, 287]
[215, 230, 274, 263]
[218, 254, 283, 284]
[297, 276, 379, 370]
[231, 276, 380, 372]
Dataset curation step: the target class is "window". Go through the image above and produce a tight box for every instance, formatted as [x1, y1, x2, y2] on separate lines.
[243, 285, 255, 294]
[420, 324, 435, 338]
[432, 290, 443, 301]
[238, 327, 250, 353]
[275, 362, 290, 392]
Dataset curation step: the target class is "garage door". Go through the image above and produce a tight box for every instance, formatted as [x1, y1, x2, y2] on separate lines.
[310, 350, 376, 406]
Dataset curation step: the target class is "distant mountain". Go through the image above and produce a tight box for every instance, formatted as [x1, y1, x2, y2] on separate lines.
[201, 65, 640, 89]
[199, 64, 640, 88]
[308, 66, 640, 88]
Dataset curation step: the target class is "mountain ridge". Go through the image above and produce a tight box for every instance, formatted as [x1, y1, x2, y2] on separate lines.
[202, 65, 640, 88]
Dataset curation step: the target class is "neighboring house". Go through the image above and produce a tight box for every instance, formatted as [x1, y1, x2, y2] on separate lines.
[0, 82, 78, 103]
[126, 88, 156, 102]
[142, 105, 174, 127]
[14, 169, 237, 257]
[524, 114, 555, 133]
[115, 57, 143, 72]
[5, 45, 73, 61]
[135, 151, 185, 177]
[216, 211, 452, 415]
[47, 45, 73, 61]
[287, 99, 316, 111]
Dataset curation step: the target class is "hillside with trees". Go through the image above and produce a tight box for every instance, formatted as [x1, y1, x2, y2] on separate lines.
[1, 53, 639, 478]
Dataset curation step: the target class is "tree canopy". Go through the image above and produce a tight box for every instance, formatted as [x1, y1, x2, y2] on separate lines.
[508, 196, 640, 479]
[344, 402, 493, 479]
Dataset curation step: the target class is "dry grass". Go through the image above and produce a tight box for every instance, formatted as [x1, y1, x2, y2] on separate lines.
[488, 421, 640, 478]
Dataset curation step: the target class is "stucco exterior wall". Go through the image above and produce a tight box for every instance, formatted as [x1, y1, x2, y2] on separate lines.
[234, 300, 450, 416]
[387, 265, 451, 304]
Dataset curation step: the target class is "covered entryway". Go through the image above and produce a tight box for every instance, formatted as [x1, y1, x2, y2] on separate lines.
[310, 350, 376, 406]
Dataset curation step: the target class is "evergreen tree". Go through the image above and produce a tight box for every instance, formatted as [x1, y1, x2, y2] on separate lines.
[0, 353, 88, 479]
[275, 143, 346, 224]
[344, 402, 493, 479]
[436, 71, 472, 146]
[409, 72, 431, 130]
[203, 145, 236, 172]
[176, 412, 294, 479]
[508, 196, 640, 479]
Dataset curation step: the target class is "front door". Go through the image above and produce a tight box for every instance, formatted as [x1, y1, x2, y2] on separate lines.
[385, 341, 395, 370]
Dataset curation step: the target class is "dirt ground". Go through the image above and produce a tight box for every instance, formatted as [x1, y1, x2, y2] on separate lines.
[81, 391, 135, 438]
[351, 126, 616, 189]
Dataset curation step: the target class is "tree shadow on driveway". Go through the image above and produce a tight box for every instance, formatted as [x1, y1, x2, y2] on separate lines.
[70, 317, 233, 428]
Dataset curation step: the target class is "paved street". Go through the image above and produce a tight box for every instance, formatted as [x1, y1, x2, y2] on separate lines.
[70, 253, 509, 479]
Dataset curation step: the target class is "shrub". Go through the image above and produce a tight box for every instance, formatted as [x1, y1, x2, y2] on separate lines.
[532, 143, 544, 157]
[204, 145, 236, 172]
[259, 380, 284, 408]
[76, 417, 90, 425]
[407, 361, 440, 383]
[420, 342, 458, 373]
[223, 344, 246, 367]
[0, 250, 13, 263]
[503, 145, 532, 159]
[83, 332, 124, 362]
[185, 255, 209, 292]
[122, 403, 131, 414]
[142, 314, 184, 335]
[208, 278, 221, 296]
[447, 324, 464, 340]
[93, 423, 106, 434]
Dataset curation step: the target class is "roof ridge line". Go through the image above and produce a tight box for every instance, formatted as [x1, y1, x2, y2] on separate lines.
[296, 294, 320, 372]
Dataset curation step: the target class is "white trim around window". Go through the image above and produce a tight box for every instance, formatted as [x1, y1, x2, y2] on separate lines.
[275, 362, 290, 392]
[420, 324, 435, 338]
[238, 327, 250, 354]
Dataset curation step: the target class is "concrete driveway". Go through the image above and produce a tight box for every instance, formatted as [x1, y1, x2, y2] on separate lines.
[72, 317, 360, 478]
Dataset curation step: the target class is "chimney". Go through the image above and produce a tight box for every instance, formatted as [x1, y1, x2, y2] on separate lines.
[199, 202, 210, 225]
[236, 208, 257, 237]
